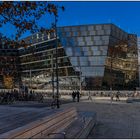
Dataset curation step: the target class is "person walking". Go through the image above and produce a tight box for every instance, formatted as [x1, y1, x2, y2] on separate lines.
[110, 93, 114, 104]
[76, 90, 80, 102]
[134, 90, 138, 97]
[116, 90, 120, 101]
[88, 91, 93, 101]
[72, 91, 76, 102]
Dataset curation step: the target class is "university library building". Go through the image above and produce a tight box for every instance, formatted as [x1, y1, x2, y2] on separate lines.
[0, 23, 139, 91]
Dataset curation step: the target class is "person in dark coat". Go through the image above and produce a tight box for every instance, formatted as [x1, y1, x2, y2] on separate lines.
[76, 90, 80, 102]
[72, 91, 76, 102]
[116, 91, 120, 101]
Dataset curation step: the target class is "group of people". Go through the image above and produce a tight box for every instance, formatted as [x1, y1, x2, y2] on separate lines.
[110, 91, 120, 102]
[72, 91, 80, 102]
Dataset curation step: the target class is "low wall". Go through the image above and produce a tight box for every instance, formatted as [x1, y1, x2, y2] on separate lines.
[0, 89, 138, 96]
[28, 89, 138, 95]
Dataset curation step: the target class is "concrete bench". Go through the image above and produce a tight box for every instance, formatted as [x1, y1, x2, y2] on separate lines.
[0, 107, 77, 139]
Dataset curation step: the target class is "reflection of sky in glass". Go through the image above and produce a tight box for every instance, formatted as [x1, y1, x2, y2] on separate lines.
[75, 47, 81, 56]
[81, 67, 104, 76]
[61, 38, 67, 47]
[68, 38, 75, 47]
[70, 57, 78, 66]
[66, 48, 73, 56]
[80, 57, 88, 66]
[58, 25, 109, 77]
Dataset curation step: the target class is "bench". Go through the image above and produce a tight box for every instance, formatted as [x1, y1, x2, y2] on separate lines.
[46, 111, 97, 139]
[0, 107, 96, 139]
[0, 107, 77, 139]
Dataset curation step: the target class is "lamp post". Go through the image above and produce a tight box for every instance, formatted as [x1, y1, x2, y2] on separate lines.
[51, 53, 55, 99]
[54, 14, 60, 108]
[30, 69, 32, 90]
[79, 65, 82, 95]
[51, 5, 64, 108]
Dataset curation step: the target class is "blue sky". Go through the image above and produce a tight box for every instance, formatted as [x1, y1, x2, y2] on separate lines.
[1, 1, 140, 39]
[56, 1, 140, 34]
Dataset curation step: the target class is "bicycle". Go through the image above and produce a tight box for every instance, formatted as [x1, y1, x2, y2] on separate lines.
[51, 96, 61, 109]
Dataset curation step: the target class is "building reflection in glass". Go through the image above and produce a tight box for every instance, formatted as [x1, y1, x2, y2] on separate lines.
[0, 24, 138, 90]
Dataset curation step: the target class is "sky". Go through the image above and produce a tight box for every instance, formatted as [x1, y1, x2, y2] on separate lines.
[1, 1, 140, 39]
[56, 1, 140, 34]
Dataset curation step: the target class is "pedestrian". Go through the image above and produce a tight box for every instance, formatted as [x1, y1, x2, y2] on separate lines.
[76, 90, 80, 102]
[39, 94, 43, 103]
[134, 90, 138, 97]
[116, 90, 120, 101]
[110, 93, 114, 103]
[29, 90, 33, 100]
[72, 91, 76, 102]
[100, 92, 103, 97]
[88, 91, 93, 101]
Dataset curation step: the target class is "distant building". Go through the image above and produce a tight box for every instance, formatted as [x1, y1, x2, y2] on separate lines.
[0, 23, 139, 90]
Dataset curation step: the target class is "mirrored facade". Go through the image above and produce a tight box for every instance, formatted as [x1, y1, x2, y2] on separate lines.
[0, 23, 139, 90]
[58, 24, 139, 90]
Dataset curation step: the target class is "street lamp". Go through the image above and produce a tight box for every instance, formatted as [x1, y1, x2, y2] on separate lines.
[54, 12, 59, 108]
[51, 53, 55, 100]
[79, 65, 82, 95]
[51, 5, 64, 108]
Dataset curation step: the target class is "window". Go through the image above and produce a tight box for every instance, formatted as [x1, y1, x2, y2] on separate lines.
[75, 47, 81, 56]
[70, 57, 78, 66]
[80, 26, 86, 31]
[79, 57, 88, 66]
[66, 48, 73, 56]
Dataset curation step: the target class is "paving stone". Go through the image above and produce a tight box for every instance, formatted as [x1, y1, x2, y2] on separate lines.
[61, 99, 140, 139]
[0, 97, 140, 138]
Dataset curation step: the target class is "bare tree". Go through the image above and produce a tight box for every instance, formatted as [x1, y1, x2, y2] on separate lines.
[0, 1, 64, 40]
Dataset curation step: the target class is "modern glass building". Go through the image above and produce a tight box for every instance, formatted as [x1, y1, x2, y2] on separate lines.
[19, 31, 80, 90]
[57, 24, 139, 90]
[0, 23, 139, 90]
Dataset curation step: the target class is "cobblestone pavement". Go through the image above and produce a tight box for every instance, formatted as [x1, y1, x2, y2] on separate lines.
[61, 98, 140, 139]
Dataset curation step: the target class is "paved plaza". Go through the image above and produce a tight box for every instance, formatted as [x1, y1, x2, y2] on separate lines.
[61, 97, 140, 139]
[0, 96, 140, 138]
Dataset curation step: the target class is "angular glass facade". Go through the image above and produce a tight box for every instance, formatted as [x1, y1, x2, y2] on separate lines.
[104, 34, 139, 90]
[57, 24, 139, 90]
[0, 23, 139, 90]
